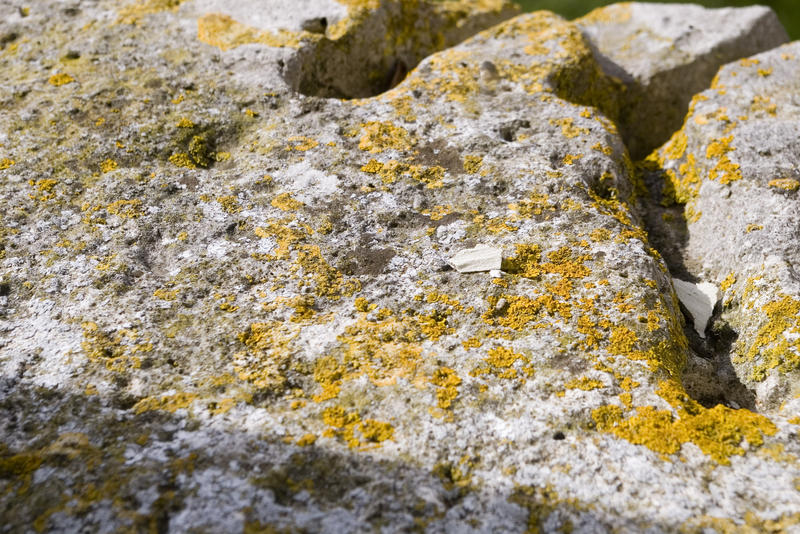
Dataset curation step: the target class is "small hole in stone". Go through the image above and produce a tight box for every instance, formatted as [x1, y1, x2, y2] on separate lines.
[552, 431, 565, 440]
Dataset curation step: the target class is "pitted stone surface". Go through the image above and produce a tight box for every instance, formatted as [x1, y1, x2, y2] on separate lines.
[577, 2, 789, 158]
[1, 1, 800, 532]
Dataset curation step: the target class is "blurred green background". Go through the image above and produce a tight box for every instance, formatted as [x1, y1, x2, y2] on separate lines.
[516, 1, 798, 39]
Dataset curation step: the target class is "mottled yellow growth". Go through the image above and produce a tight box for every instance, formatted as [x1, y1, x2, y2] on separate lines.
[176, 117, 194, 128]
[133, 392, 198, 414]
[594, 380, 777, 464]
[48, 73, 75, 86]
[431, 367, 461, 409]
[768, 178, 800, 191]
[217, 195, 241, 214]
[286, 136, 319, 151]
[358, 122, 413, 153]
[107, 199, 144, 219]
[565, 377, 605, 390]
[720, 273, 736, 292]
[197, 13, 315, 51]
[745, 294, 800, 381]
[463, 155, 483, 174]
[100, 159, 118, 173]
[296, 434, 317, 447]
[550, 117, 589, 138]
[0, 158, 14, 170]
[269, 192, 302, 212]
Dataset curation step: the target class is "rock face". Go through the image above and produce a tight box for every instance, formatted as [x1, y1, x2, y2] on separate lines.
[577, 2, 789, 158]
[646, 41, 800, 412]
[0, 1, 799, 532]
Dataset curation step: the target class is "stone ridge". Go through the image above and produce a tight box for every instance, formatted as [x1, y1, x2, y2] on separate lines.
[577, 2, 789, 159]
[0, 1, 799, 532]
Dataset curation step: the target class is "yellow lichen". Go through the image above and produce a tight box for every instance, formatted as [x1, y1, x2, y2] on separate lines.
[286, 136, 319, 151]
[48, 73, 75, 86]
[217, 195, 241, 214]
[100, 159, 118, 173]
[358, 121, 413, 153]
[768, 178, 800, 191]
[593, 380, 777, 465]
[196, 13, 316, 51]
[431, 366, 461, 409]
[106, 199, 143, 219]
[0, 158, 14, 170]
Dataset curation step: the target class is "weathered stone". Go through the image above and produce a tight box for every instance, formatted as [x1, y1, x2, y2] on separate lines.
[1, 1, 800, 532]
[645, 41, 800, 412]
[577, 2, 789, 158]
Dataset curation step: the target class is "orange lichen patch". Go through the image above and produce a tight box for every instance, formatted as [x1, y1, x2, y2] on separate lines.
[720, 273, 736, 292]
[565, 377, 605, 390]
[235, 322, 298, 392]
[550, 117, 589, 139]
[705, 135, 742, 185]
[168, 153, 195, 169]
[27, 178, 58, 202]
[153, 287, 179, 301]
[106, 199, 144, 219]
[100, 158, 118, 173]
[511, 191, 557, 218]
[757, 68, 773, 77]
[296, 434, 317, 447]
[48, 73, 75, 86]
[285, 136, 319, 151]
[471, 346, 533, 380]
[483, 293, 572, 330]
[253, 220, 309, 260]
[578, 3, 632, 24]
[750, 95, 777, 116]
[196, 13, 316, 51]
[117, 0, 188, 24]
[176, 117, 195, 128]
[463, 155, 483, 174]
[271, 192, 304, 212]
[768, 178, 800, 191]
[431, 367, 461, 409]
[314, 304, 454, 399]
[359, 158, 444, 188]
[742, 294, 800, 381]
[295, 245, 358, 299]
[132, 392, 198, 414]
[562, 153, 583, 165]
[0, 158, 15, 170]
[358, 121, 413, 153]
[322, 406, 394, 449]
[422, 205, 453, 221]
[81, 322, 151, 372]
[462, 337, 482, 350]
[593, 380, 777, 465]
[217, 195, 241, 214]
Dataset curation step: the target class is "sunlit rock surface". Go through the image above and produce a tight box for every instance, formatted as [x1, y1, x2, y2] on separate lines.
[1, 1, 799, 532]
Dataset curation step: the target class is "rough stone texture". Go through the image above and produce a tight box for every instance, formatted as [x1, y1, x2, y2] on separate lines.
[645, 41, 800, 413]
[1, 1, 800, 532]
[577, 2, 789, 159]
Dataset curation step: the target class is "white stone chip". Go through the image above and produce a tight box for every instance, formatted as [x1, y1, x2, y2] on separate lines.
[672, 279, 720, 338]
[448, 245, 502, 273]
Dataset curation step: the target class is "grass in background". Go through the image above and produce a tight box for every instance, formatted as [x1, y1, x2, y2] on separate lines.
[516, 1, 798, 39]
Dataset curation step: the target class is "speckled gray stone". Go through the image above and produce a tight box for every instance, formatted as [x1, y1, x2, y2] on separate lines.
[1, 1, 799, 533]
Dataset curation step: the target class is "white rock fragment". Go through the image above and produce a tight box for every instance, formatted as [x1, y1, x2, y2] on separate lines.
[672, 279, 720, 338]
[448, 245, 502, 273]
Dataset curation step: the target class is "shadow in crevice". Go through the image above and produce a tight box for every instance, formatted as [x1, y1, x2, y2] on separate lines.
[636, 162, 757, 411]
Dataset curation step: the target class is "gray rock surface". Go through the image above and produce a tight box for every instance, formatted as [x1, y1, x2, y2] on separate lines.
[1, 1, 799, 532]
[577, 2, 789, 158]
